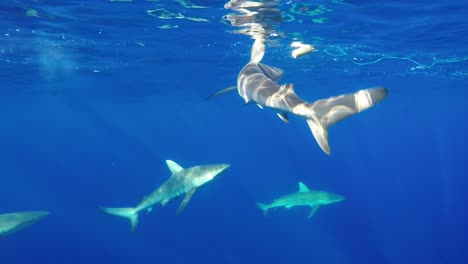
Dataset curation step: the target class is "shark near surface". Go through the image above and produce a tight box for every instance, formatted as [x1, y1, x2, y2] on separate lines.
[257, 182, 344, 218]
[100, 160, 230, 232]
[0, 211, 49, 238]
[210, 39, 388, 155]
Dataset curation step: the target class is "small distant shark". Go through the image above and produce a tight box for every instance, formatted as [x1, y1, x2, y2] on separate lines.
[256, 182, 344, 218]
[209, 39, 388, 154]
[0, 211, 49, 238]
[100, 160, 230, 232]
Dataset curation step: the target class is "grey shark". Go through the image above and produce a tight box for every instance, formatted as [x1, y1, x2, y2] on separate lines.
[257, 182, 344, 218]
[210, 39, 388, 154]
[100, 160, 230, 232]
[0, 211, 49, 238]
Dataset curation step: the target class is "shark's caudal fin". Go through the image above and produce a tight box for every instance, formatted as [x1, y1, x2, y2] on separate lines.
[99, 207, 139, 232]
[304, 87, 388, 154]
[256, 203, 269, 216]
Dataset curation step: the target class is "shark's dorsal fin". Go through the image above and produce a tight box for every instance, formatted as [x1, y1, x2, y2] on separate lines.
[298, 182, 310, 192]
[176, 188, 196, 214]
[250, 39, 265, 63]
[258, 63, 284, 82]
[166, 160, 183, 174]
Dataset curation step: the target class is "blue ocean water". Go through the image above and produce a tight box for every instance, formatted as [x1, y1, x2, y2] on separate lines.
[0, 0, 467, 263]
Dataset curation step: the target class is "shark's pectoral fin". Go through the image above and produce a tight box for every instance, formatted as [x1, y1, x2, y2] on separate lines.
[161, 199, 169, 206]
[177, 188, 197, 214]
[276, 112, 289, 123]
[258, 63, 284, 81]
[308, 205, 320, 219]
[206, 86, 237, 100]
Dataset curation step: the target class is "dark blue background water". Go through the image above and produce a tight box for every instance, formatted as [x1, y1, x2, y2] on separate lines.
[1, 1, 467, 263]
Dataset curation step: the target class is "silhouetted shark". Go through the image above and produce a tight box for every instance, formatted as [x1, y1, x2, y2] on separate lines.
[257, 182, 343, 218]
[0, 211, 49, 237]
[100, 160, 230, 232]
[209, 39, 388, 154]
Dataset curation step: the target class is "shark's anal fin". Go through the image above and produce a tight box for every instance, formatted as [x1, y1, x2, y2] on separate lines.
[298, 182, 310, 192]
[177, 188, 197, 214]
[206, 86, 237, 100]
[277, 112, 289, 123]
[166, 160, 183, 174]
[308, 205, 320, 218]
[147, 207, 153, 214]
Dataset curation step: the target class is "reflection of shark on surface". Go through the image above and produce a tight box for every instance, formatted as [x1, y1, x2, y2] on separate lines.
[256, 182, 344, 218]
[209, 39, 388, 154]
[100, 160, 230, 232]
[0, 211, 49, 238]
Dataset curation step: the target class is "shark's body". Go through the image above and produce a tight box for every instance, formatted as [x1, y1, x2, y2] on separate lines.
[100, 160, 230, 231]
[0, 211, 49, 238]
[211, 39, 387, 154]
[257, 182, 343, 218]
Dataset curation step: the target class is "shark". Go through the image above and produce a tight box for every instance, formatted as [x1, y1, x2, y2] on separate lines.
[0, 211, 49, 238]
[209, 39, 388, 154]
[256, 182, 344, 218]
[100, 160, 230, 232]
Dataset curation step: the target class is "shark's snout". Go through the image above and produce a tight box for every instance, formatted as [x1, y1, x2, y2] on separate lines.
[214, 163, 231, 175]
[197, 163, 231, 183]
[331, 194, 345, 202]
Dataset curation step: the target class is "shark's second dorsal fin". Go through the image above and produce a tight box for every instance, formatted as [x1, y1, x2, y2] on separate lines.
[250, 39, 265, 63]
[166, 160, 183, 174]
[298, 182, 310, 192]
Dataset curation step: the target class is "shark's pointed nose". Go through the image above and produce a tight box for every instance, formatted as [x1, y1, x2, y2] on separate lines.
[203, 163, 230, 182]
[216, 163, 231, 173]
[334, 194, 345, 202]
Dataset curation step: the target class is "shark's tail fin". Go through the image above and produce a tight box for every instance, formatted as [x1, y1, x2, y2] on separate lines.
[304, 87, 388, 154]
[256, 203, 269, 216]
[99, 207, 139, 232]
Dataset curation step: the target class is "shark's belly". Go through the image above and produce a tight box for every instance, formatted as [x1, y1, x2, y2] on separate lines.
[239, 80, 307, 115]
[237, 63, 308, 115]
[238, 72, 279, 103]
[143, 177, 194, 207]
